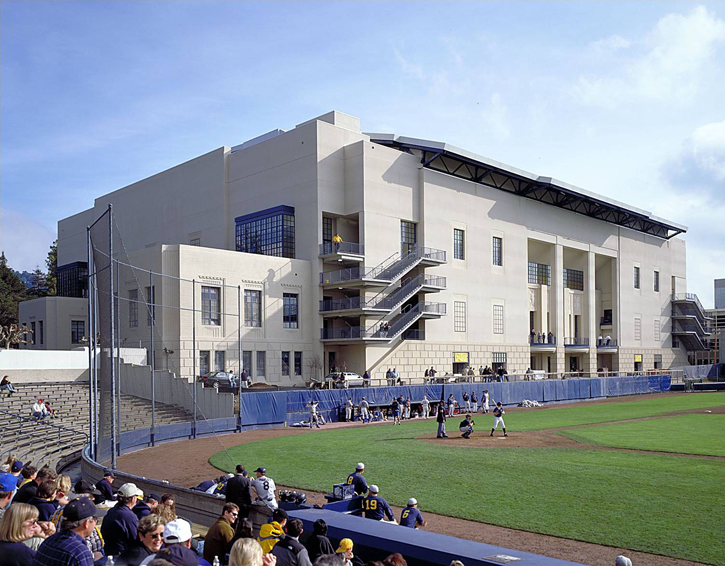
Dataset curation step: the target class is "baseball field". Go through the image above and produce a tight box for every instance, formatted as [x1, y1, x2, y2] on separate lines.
[209, 392, 725, 565]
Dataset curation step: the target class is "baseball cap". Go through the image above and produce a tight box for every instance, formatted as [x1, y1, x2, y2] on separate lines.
[0, 473, 17, 492]
[117, 483, 143, 497]
[102, 469, 115, 478]
[615, 557, 632, 566]
[254, 467, 266, 474]
[336, 539, 353, 553]
[272, 508, 288, 522]
[155, 545, 198, 566]
[355, 463, 364, 470]
[407, 498, 417, 506]
[63, 498, 98, 521]
[369, 484, 379, 493]
[74, 480, 102, 497]
[11, 461, 23, 473]
[146, 493, 161, 502]
[164, 519, 192, 543]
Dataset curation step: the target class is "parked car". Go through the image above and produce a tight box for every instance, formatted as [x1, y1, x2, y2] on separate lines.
[325, 371, 365, 388]
[198, 371, 235, 390]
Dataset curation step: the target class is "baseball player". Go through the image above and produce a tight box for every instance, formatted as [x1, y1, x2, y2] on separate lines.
[362, 485, 395, 522]
[471, 391, 478, 413]
[391, 397, 401, 425]
[446, 394, 456, 417]
[359, 397, 370, 423]
[404, 397, 411, 420]
[482, 390, 490, 414]
[399, 498, 427, 529]
[346, 463, 368, 495]
[421, 395, 430, 419]
[490, 401, 508, 437]
[308, 400, 321, 428]
[462, 391, 471, 412]
[345, 397, 354, 422]
[251, 467, 278, 509]
[436, 402, 448, 438]
[459, 414, 474, 439]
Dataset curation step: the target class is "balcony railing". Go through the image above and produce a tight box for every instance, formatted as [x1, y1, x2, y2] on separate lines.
[564, 337, 590, 346]
[673, 324, 711, 335]
[529, 335, 556, 345]
[596, 338, 618, 348]
[319, 242, 365, 256]
[671, 293, 705, 313]
[319, 297, 365, 312]
[320, 266, 389, 285]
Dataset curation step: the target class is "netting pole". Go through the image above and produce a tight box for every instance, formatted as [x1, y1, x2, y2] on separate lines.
[109, 204, 118, 468]
[238, 285, 242, 430]
[94, 277, 99, 449]
[150, 270, 156, 446]
[192, 279, 197, 439]
[87, 226, 95, 459]
[115, 258, 121, 444]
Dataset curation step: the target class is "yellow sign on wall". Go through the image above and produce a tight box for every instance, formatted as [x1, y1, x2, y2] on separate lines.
[453, 352, 469, 363]
[634, 354, 643, 363]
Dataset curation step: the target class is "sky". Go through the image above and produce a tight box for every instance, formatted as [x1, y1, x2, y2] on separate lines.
[1, 1, 723, 306]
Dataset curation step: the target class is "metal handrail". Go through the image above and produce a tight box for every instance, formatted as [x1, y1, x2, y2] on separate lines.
[0, 408, 89, 462]
[596, 338, 618, 347]
[530, 336, 557, 345]
[671, 293, 706, 315]
[319, 242, 365, 256]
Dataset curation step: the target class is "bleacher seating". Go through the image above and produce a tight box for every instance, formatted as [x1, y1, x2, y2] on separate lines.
[0, 382, 193, 473]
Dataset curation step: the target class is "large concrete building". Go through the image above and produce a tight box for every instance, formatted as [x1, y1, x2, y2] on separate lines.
[46, 110, 705, 385]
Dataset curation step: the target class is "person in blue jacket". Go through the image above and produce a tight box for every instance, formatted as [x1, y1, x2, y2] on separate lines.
[100, 483, 142, 556]
[399, 498, 427, 529]
[345, 463, 368, 495]
[362, 485, 395, 522]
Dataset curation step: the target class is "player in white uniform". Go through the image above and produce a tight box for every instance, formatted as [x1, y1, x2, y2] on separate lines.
[251, 466, 278, 509]
[421, 396, 430, 419]
[359, 397, 370, 423]
[345, 397, 354, 422]
[309, 400, 321, 428]
[482, 390, 490, 414]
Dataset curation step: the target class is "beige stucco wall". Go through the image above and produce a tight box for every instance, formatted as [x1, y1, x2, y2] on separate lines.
[19, 296, 88, 350]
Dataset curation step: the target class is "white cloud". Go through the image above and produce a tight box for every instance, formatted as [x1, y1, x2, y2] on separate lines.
[573, 5, 724, 108]
[687, 121, 725, 181]
[0, 208, 56, 272]
[480, 93, 510, 140]
[590, 34, 631, 55]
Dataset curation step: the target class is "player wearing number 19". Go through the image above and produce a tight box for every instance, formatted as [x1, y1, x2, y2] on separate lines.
[251, 467, 278, 510]
[362, 485, 395, 522]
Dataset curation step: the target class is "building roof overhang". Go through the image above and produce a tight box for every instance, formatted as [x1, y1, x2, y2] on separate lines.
[365, 133, 687, 240]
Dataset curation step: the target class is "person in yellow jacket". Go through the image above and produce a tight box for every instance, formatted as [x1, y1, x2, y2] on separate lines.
[257, 508, 288, 553]
[332, 233, 343, 251]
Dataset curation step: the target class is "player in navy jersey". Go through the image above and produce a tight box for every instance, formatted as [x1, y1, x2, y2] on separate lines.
[399, 498, 427, 529]
[491, 401, 508, 437]
[346, 463, 368, 495]
[362, 485, 395, 522]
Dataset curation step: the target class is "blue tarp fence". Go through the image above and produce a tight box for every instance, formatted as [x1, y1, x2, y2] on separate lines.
[239, 375, 672, 427]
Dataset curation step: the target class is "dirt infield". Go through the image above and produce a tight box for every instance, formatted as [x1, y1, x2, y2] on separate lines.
[117, 393, 716, 566]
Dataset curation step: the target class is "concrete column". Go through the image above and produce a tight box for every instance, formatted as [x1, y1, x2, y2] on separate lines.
[553, 244, 566, 372]
[586, 251, 598, 375]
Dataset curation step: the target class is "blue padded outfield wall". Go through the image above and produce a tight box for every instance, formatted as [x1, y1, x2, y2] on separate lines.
[240, 375, 671, 428]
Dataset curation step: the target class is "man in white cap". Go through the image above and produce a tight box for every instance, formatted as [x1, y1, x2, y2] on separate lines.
[252, 467, 278, 510]
[399, 498, 427, 529]
[101, 482, 143, 556]
[345, 463, 367, 495]
[362, 485, 395, 522]
[615, 556, 632, 566]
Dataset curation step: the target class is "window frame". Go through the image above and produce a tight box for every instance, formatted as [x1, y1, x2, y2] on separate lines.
[294, 352, 302, 376]
[653, 270, 660, 292]
[201, 286, 221, 326]
[128, 289, 139, 328]
[493, 304, 505, 334]
[634, 266, 641, 289]
[214, 351, 225, 372]
[492, 236, 503, 266]
[199, 351, 210, 376]
[454, 301, 466, 332]
[244, 290, 262, 327]
[70, 320, 85, 345]
[256, 351, 266, 377]
[634, 317, 642, 341]
[281, 351, 290, 376]
[283, 293, 299, 329]
[243, 351, 253, 375]
[453, 229, 465, 260]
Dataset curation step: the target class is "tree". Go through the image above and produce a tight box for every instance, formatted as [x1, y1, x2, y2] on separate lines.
[0, 252, 28, 327]
[28, 267, 49, 298]
[45, 240, 57, 296]
[306, 355, 324, 382]
[0, 323, 33, 349]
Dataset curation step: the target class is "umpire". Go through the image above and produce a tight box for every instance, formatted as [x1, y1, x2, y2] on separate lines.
[226, 464, 252, 519]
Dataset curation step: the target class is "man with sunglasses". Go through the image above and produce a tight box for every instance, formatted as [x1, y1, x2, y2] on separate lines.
[34, 498, 97, 566]
[116, 514, 166, 566]
[203, 502, 239, 564]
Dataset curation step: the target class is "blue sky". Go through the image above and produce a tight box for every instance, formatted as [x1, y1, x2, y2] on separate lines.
[1, 1, 723, 306]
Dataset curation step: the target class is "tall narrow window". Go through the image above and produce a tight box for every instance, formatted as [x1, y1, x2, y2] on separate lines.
[146, 286, 155, 326]
[634, 266, 640, 289]
[199, 351, 210, 376]
[256, 351, 266, 377]
[128, 289, 138, 327]
[71, 320, 85, 344]
[202, 286, 221, 326]
[283, 293, 299, 329]
[214, 351, 225, 372]
[654, 271, 660, 292]
[493, 305, 505, 334]
[634, 317, 642, 340]
[294, 352, 302, 376]
[39, 321, 44, 345]
[322, 217, 333, 254]
[244, 290, 261, 327]
[282, 352, 290, 376]
[492, 237, 503, 266]
[243, 351, 253, 374]
[400, 221, 417, 257]
[453, 229, 465, 260]
[454, 301, 466, 332]
[30, 322, 36, 345]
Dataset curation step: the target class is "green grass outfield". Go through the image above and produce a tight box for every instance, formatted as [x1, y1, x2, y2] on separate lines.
[210, 393, 725, 565]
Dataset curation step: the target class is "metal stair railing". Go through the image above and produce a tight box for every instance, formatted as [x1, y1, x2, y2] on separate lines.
[371, 301, 447, 339]
[368, 274, 447, 310]
[671, 293, 709, 321]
